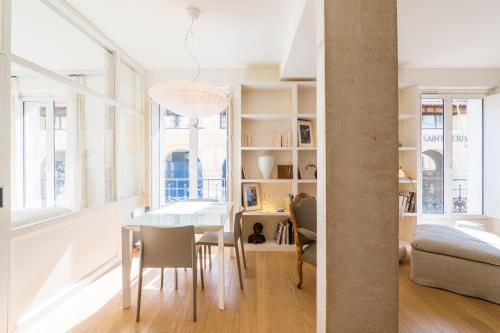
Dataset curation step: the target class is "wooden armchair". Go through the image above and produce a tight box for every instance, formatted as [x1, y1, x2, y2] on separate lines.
[289, 193, 317, 289]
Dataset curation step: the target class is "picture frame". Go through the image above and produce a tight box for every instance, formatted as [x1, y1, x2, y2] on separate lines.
[242, 183, 261, 211]
[297, 120, 314, 147]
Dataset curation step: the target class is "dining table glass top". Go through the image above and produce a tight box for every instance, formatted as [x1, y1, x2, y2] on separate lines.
[126, 201, 232, 228]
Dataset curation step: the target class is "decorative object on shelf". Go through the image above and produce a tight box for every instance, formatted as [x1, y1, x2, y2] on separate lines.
[248, 222, 266, 244]
[262, 193, 275, 211]
[305, 163, 317, 179]
[280, 131, 292, 147]
[297, 119, 314, 147]
[258, 154, 275, 179]
[148, 7, 228, 117]
[398, 166, 408, 179]
[277, 207, 285, 213]
[242, 183, 261, 211]
[277, 164, 293, 179]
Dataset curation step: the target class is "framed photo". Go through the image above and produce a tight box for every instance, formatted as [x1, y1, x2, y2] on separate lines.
[298, 120, 314, 147]
[242, 183, 261, 211]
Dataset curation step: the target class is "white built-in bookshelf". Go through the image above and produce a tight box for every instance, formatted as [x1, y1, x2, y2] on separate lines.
[398, 85, 421, 243]
[236, 81, 317, 251]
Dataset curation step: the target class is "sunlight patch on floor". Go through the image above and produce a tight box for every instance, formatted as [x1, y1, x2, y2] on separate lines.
[18, 258, 140, 333]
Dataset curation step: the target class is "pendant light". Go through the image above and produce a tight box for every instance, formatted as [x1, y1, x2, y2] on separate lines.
[148, 7, 228, 117]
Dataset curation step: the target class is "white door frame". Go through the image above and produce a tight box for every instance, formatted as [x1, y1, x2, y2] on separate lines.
[0, 0, 12, 330]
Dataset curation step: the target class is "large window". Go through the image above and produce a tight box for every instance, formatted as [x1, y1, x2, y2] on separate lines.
[156, 106, 228, 204]
[421, 96, 483, 215]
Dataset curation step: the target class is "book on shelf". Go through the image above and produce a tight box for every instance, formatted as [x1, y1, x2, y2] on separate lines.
[241, 134, 252, 147]
[399, 191, 416, 213]
[274, 220, 295, 245]
[241, 166, 248, 179]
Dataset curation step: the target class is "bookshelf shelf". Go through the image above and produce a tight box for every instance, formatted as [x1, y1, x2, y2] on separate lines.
[398, 113, 417, 120]
[241, 147, 293, 151]
[398, 85, 420, 243]
[297, 113, 316, 119]
[399, 146, 417, 151]
[243, 210, 290, 217]
[402, 212, 417, 217]
[244, 241, 296, 252]
[238, 81, 317, 252]
[298, 179, 317, 184]
[241, 179, 293, 184]
[241, 114, 293, 120]
[399, 178, 417, 184]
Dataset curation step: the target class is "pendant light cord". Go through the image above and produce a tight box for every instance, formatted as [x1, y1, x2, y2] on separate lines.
[185, 18, 201, 82]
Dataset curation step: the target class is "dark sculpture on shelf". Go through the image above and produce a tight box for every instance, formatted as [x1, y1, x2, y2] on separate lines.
[248, 222, 266, 244]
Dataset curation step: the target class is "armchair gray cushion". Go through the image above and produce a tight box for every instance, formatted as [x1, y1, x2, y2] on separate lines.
[301, 243, 317, 266]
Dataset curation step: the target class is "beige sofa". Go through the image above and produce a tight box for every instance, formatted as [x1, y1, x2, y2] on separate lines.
[410, 224, 500, 304]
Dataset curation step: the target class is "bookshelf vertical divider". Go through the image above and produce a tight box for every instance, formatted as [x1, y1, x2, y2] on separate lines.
[238, 81, 317, 251]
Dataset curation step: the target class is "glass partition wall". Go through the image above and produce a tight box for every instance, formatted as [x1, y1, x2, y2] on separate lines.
[10, 0, 144, 226]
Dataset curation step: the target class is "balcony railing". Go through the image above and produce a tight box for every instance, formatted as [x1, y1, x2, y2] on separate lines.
[164, 177, 227, 202]
[422, 176, 468, 213]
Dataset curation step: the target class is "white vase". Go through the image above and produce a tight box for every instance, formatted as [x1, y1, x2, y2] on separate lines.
[258, 155, 275, 179]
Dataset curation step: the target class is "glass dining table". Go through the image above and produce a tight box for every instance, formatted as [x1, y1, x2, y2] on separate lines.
[121, 201, 232, 311]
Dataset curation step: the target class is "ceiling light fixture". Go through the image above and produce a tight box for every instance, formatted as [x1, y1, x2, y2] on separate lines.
[148, 7, 228, 117]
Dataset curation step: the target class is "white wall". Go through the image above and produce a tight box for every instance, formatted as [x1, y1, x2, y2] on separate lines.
[10, 196, 141, 329]
[484, 94, 500, 219]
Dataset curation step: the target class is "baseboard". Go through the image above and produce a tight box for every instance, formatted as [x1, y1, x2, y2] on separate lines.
[13, 255, 120, 332]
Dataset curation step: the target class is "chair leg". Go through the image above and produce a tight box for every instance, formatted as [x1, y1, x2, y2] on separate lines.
[240, 239, 247, 269]
[192, 262, 197, 322]
[160, 268, 164, 290]
[208, 245, 212, 269]
[198, 248, 204, 290]
[175, 268, 178, 290]
[136, 267, 143, 322]
[234, 245, 243, 290]
[297, 260, 304, 289]
[204, 245, 208, 268]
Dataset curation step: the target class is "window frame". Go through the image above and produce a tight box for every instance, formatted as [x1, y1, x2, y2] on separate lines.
[421, 93, 485, 219]
[154, 102, 230, 206]
[20, 94, 68, 208]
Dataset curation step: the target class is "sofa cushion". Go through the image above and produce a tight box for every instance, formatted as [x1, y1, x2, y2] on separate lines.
[411, 224, 500, 267]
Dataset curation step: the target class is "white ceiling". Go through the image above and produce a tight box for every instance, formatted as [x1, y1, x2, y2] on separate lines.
[66, 0, 300, 70]
[398, 0, 500, 68]
[12, 0, 500, 76]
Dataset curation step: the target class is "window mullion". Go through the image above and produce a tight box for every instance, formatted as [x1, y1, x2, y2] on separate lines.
[443, 96, 453, 215]
[188, 118, 198, 199]
[46, 101, 55, 207]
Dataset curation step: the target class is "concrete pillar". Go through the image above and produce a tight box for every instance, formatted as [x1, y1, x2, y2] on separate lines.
[0, 0, 11, 331]
[317, 0, 399, 332]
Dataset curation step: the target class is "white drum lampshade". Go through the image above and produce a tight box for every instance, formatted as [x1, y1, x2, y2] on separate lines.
[149, 80, 228, 117]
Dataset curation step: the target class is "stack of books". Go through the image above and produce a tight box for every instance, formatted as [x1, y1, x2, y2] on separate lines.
[274, 132, 292, 147]
[399, 191, 416, 213]
[274, 220, 295, 245]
